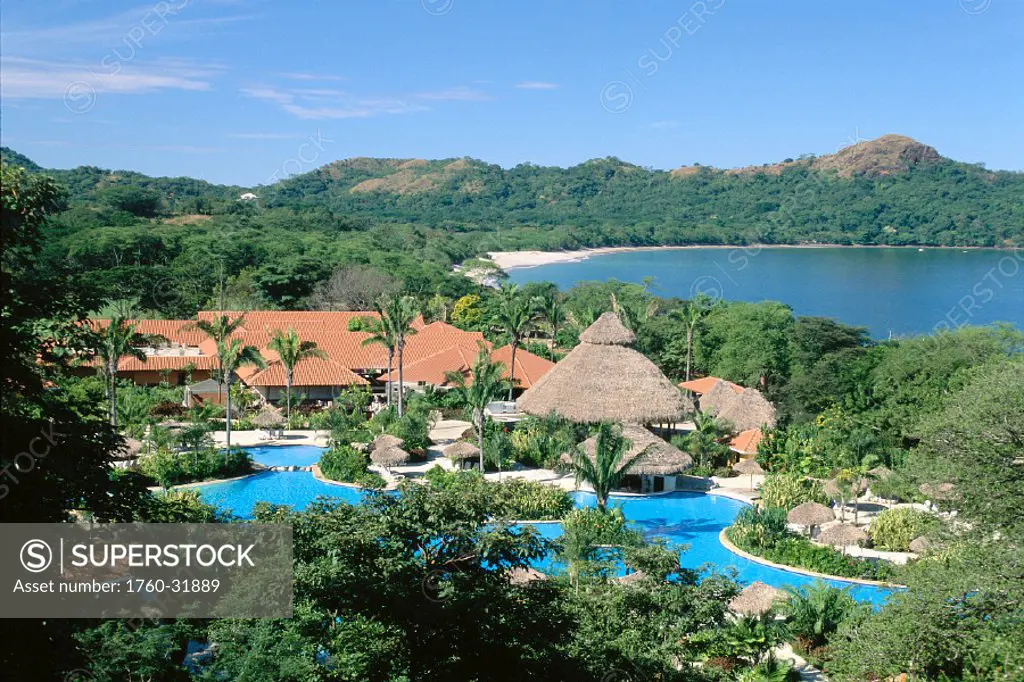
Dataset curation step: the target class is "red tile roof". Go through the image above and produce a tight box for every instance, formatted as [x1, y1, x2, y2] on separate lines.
[729, 428, 763, 455]
[383, 343, 554, 389]
[678, 376, 745, 395]
[90, 319, 207, 346]
[245, 357, 369, 387]
[490, 345, 556, 389]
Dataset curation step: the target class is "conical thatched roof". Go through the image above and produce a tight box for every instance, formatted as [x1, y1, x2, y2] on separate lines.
[615, 570, 648, 585]
[701, 380, 777, 432]
[460, 426, 476, 440]
[908, 536, 932, 554]
[787, 502, 835, 527]
[824, 477, 867, 498]
[919, 482, 958, 501]
[576, 424, 693, 475]
[868, 466, 892, 480]
[508, 567, 547, 585]
[371, 445, 410, 468]
[252, 405, 285, 428]
[579, 312, 637, 345]
[732, 458, 765, 476]
[728, 581, 786, 616]
[444, 440, 481, 461]
[116, 437, 144, 460]
[372, 433, 404, 451]
[817, 523, 868, 547]
[517, 313, 691, 423]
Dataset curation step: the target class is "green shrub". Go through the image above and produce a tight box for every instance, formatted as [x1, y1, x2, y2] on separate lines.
[760, 473, 828, 510]
[138, 447, 252, 487]
[713, 466, 737, 478]
[423, 468, 573, 520]
[868, 507, 939, 551]
[319, 445, 372, 484]
[730, 506, 789, 549]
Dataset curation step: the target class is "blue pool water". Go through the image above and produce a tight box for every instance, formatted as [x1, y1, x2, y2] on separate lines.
[195, 471, 895, 604]
[244, 445, 325, 468]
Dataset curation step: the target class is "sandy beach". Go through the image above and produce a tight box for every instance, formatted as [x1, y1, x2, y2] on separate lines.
[485, 243, 998, 271]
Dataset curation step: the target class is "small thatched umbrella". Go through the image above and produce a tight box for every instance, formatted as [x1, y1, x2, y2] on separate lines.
[817, 523, 868, 554]
[252, 404, 285, 430]
[615, 570, 648, 586]
[576, 424, 693, 476]
[908, 536, 932, 554]
[371, 445, 410, 472]
[372, 433, 404, 451]
[787, 502, 835, 536]
[459, 426, 476, 440]
[732, 458, 765, 489]
[444, 441, 481, 470]
[508, 567, 547, 586]
[701, 381, 777, 432]
[517, 312, 692, 424]
[728, 581, 786, 616]
[919, 482, 957, 501]
[116, 437, 144, 461]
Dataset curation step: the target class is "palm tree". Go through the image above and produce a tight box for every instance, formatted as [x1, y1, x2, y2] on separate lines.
[445, 348, 508, 474]
[361, 308, 397, 410]
[184, 314, 246, 404]
[389, 295, 420, 417]
[674, 293, 713, 382]
[533, 291, 564, 361]
[96, 316, 159, 429]
[494, 283, 536, 400]
[218, 337, 266, 454]
[572, 423, 646, 512]
[267, 327, 327, 421]
[684, 411, 731, 471]
[781, 581, 856, 649]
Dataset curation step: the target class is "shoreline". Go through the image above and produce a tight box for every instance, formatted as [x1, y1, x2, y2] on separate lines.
[486, 243, 1010, 271]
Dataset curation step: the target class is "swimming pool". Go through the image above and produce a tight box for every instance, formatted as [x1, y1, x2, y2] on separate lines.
[244, 445, 325, 468]
[195, 471, 895, 604]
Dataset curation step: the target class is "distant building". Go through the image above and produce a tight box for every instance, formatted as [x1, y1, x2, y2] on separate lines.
[238, 192, 259, 201]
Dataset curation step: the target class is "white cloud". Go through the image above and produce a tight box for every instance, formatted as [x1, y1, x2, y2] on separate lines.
[0, 56, 217, 99]
[241, 85, 427, 120]
[227, 132, 302, 140]
[645, 120, 682, 130]
[411, 86, 492, 101]
[276, 72, 347, 82]
[515, 81, 559, 90]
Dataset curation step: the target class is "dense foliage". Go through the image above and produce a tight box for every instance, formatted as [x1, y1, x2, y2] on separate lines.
[317, 444, 384, 488]
[138, 446, 252, 488]
[424, 468, 574, 521]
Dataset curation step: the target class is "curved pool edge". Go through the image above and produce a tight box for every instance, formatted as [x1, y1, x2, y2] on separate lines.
[718, 528, 905, 589]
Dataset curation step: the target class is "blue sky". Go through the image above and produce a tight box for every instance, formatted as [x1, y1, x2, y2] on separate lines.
[2, 0, 1021, 185]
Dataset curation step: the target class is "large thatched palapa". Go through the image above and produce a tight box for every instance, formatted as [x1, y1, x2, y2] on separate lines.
[371, 445, 410, 469]
[700, 379, 776, 432]
[787, 502, 835, 528]
[252, 404, 285, 429]
[444, 440, 481, 461]
[576, 424, 693, 475]
[517, 312, 692, 424]
[372, 433, 404, 451]
[728, 581, 786, 616]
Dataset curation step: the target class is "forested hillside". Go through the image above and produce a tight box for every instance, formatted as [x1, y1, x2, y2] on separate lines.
[2, 134, 1021, 317]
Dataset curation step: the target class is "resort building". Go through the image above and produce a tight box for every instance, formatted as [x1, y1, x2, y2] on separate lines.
[86, 311, 553, 406]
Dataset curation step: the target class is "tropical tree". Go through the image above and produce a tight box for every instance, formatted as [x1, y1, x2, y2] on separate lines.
[533, 291, 564, 361]
[184, 313, 246, 403]
[781, 581, 858, 650]
[494, 283, 536, 399]
[683, 411, 732, 471]
[674, 293, 714, 382]
[361, 307, 397, 410]
[445, 348, 508, 473]
[218, 337, 266, 454]
[267, 327, 326, 421]
[389, 295, 420, 417]
[572, 423, 646, 512]
[95, 315, 159, 429]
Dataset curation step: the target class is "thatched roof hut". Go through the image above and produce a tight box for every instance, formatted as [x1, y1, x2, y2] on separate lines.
[115, 437, 144, 460]
[787, 502, 835, 528]
[615, 570, 648, 585]
[372, 433, 404, 451]
[824, 477, 867, 498]
[444, 440, 481, 461]
[868, 466, 892, 480]
[817, 523, 868, 549]
[732, 458, 765, 476]
[371, 445, 410, 469]
[919, 482, 958, 501]
[517, 312, 692, 424]
[508, 567, 547, 586]
[699, 380, 777, 432]
[576, 424, 693, 475]
[252, 405, 285, 429]
[460, 426, 476, 440]
[728, 582, 786, 616]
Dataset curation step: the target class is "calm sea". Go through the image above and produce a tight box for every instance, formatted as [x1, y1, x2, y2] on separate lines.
[508, 247, 1024, 338]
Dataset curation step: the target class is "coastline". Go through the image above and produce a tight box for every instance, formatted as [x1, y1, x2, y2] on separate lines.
[486, 243, 1007, 271]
